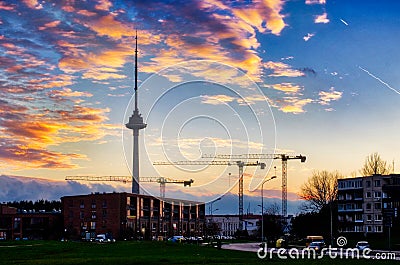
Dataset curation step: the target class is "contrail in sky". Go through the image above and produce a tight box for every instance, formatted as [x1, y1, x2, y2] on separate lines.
[359, 66, 400, 95]
[340, 19, 349, 26]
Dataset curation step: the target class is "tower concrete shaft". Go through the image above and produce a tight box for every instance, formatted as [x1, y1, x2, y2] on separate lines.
[125, 33, 146, 194]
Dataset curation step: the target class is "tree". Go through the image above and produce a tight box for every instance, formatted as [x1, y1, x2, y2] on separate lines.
[299, 170, 341, 212]
[360, 152, 392, 176]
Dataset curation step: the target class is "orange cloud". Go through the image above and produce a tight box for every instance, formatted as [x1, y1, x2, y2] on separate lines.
[83, 14, 134, 39]
[47, 88, 93, 99]
[269, 83, 303, 94]
[279, 97, 313, 114]
[319, 87, 343, 105]
[22, 0, 42, 9]
[0, 1, 15, 11]
[264, 61, 305, 77]
[77, 9, 97, 16]
[315, 12, 330, 24]
[95, 0, 112, 11]
[232, 0, 286, 35]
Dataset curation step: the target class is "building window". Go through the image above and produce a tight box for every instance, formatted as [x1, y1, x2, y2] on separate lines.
[102, 200, 107, 208]
[91, 200, 96, 209]
[375, 226, 382, 232]
[367, 226, 372, 232]
[91, 211, 97, 219]
[355, 214, 362, 221]
[90, 222, 96, 230]
[366, 192, 371, 198]
[374, 180, 380, 187]
[366, 181, 371, 187]
[80, 200, 85, 208]
[102, 209, 107, 218]
[374, 191, 381, 198]
[375, 215, 382, 221]
[366, 203, 371, 210]
[80, 212, 84, 219]
[355, 180, 362, 188]
[374, 203, 381, 210]
[367, 215, 372, 221]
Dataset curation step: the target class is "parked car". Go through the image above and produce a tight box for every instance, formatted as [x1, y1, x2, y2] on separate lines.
[167, 235, 185, 243]
[307, 241, 325, 253]
[356, 241, 370, 250]
[95, 234, 115, 243]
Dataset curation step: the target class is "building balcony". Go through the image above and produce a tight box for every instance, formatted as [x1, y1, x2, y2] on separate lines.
[338, 208, 363, 212]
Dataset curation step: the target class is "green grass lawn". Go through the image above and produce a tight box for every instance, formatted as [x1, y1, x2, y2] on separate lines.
[0, 241, 396, 265]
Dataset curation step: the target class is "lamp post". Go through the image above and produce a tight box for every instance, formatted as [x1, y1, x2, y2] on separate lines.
[209, 197, 221, 216]
[260, 176, 277, 242]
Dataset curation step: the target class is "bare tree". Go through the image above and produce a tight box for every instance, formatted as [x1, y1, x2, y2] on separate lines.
[299, 170, 342, 212]
[265, 202, 280, 215]
[360, 152, 392, 176]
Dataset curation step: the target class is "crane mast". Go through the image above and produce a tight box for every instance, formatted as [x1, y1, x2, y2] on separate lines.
[202, 154, 306, 217]
[153, 160, 265, 230]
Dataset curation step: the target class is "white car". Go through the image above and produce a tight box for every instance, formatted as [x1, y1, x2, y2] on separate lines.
[356, 241, 370, 250]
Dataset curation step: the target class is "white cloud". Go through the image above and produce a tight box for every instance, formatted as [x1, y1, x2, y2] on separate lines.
[303, 33, 315, 41]
[305, 0, 326, 4]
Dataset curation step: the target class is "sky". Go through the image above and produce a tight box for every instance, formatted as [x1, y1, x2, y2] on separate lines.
[1, 0, 399, 214]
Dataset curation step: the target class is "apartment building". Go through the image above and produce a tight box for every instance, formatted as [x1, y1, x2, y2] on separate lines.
[0, 204, 62, 240]
[337, 174, 400, 235]
[61, 192, 205, 240]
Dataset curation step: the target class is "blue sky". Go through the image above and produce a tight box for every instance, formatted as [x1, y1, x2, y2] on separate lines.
[0, 0, 399, 211]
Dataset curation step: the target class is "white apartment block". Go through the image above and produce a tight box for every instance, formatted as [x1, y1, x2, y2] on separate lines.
[206, 214, 261, 237]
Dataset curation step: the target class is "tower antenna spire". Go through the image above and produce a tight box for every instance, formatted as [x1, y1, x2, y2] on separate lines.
[134, 30, 138, 112]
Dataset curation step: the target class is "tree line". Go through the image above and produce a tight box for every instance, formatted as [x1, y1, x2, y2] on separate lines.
[5, 199, 62, 212]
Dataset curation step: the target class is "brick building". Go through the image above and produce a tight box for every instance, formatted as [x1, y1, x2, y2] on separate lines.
[0, 204, 62, 240]
[61, 192, 205, 240]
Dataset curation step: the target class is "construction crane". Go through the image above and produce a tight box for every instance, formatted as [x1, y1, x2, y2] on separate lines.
[153, 160, 266, 230]
[65, 176, 194, 198]
[203, 154, 306, 217]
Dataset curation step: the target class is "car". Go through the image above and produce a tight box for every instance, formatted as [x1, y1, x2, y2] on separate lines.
[307, 241, 325, 253]
[167, 235, 185, 243]
[95, 234, 115, 243]
[356, 241, 370, 250]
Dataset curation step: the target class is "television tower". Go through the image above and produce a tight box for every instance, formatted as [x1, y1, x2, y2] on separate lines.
[125, 32, 147, 194]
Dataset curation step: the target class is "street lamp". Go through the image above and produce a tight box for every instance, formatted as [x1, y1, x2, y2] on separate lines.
[260, 175, 277, 242]
[209, 197, 221, 216]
